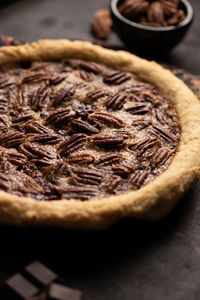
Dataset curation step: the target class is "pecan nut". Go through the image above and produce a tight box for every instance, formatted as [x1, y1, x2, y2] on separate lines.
[103, 71, 131, 85]
[59, 133, 87, 156]
[89, 112, 124, 128]
[45, 109, 77, 127]
[71, 119, 99, 135]
[92, 135, 124, 148]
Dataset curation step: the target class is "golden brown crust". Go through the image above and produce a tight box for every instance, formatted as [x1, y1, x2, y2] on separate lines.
[0, 39, 200, 229]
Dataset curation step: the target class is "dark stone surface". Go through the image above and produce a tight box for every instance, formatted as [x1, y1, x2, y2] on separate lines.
[0, 1, 200, 300]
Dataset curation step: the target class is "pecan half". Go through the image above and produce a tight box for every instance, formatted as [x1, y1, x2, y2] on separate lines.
[67, 153, 94, 165]
[125, 103, 150, 115]
[30, 133, 62, 145]
[150, 125, 176, 142]
[94, 153, 122, 166]
[59, 133, 87, 156]
[72, 167, 103, 185]
[104, 175, 122, 193]
[0, 95, 8, 113]
[0, 77, 14, 89]
[13, 170, 44, 194]
[132, 118, 151, 129]
[0, 131, 25, 148]
[151, 147, 171, 167]
[49, 73, 68, 85]
[90, 112, 124, 128]
[20, 142, 56, 161]
[112, 129, 131, 139]
[52, 86, 75, 107]
[0, 173, 10, 190]
[4, 149, 27, 166]
[24, 121, 50, 134]
[71, 119, 99, 135]
[79, 61, 103, 74]
[129, 170, 149, 188]
[86, 89, 108, 101]
[112, 165, 132, 177]
[60, 186, 98, 200]
[22, 72, 50, 83]
[45, 109, 76, 127]
[31, 157, 55, 166]
[28, 85, 49, 111]
[152, 108, 167, 125]
[50, 161, 69, 177]
[79, 70, 95, 82]
[17, 89, 28, 107]
[130, 137, 160, 155]
[92, 135, 124, 148]
[104, 93, 128, 110]
[12, 111, 33, 124]
[103, 71, 131, 85]
[0, 114, 10, 129]
[122, 83, 151, 94]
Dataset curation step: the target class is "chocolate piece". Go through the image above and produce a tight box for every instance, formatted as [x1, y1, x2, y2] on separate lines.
[29, 291, 47, 300]
[24, 261, 58, 287]
[2, 261, 84, 300]
[48, 283, 83, 300]
[6, 273, 40, 299]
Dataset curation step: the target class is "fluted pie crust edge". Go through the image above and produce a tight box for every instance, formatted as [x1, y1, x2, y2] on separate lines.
[0, 39, 200, 229]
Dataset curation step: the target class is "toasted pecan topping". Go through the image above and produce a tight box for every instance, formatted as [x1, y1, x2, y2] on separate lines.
[0, 131, 25, 148]
[71, 167, 103, 185]
[67, 153, 94, 165]
[92, 135, 125, 148]
[45, 109, 76, 127]
[0, 58, 180, 201]
[71, 119, 99, 135]
[90, 112, 124, 128]
[60, 186, 98, 201]
[104, 71, 131, 85]
[59, 133, 87, 156]
[94, 153, 122, 166]
[52, 86, 75, 107]
[104, 93, 128, 110]
[129, 170, 149, 188]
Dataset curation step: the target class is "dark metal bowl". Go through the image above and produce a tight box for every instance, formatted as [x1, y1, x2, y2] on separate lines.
[110, 0, 194, 54]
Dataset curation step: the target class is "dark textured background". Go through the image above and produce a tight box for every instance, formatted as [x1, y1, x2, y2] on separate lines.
[0, 1, 200, 300]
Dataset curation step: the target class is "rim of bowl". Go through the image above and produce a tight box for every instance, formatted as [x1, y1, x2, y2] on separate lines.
[110, 0, 193, 32]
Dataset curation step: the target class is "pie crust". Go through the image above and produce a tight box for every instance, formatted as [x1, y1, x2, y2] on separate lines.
[0, 39, 200, 229]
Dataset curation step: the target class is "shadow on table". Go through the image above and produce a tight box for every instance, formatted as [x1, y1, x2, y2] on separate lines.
[0, 183, 198, 281]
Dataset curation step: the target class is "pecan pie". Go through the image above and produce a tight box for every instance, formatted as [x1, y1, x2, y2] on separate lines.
[0, 40, 199, 229]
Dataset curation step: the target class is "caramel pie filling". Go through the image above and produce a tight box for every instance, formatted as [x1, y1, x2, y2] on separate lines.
[0, 59, 180, 201]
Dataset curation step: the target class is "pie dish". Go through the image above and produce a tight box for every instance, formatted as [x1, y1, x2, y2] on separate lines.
[0, 39, 200, 229]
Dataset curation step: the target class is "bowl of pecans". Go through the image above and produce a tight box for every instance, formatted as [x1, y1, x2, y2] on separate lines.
[110, 0, 193, 54]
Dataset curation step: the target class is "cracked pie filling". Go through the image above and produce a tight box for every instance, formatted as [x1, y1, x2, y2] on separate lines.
[0, 59, 180, 201]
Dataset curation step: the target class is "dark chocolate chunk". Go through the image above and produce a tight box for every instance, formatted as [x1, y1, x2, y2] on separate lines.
[48, 282, 83, 300]
[24, 261, 58, 287]
[6, 273, 40, 299]
[29, 291, 47, 300]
